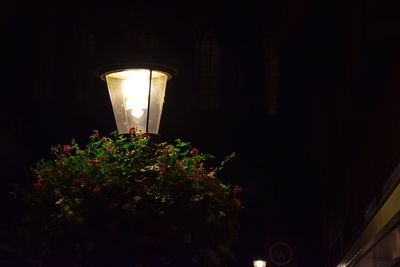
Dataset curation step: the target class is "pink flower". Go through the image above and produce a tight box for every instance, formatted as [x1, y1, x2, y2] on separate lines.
[51, 147, 59, 153]
[101, 136, 110, 141]
[128, 127, 136, 133]
[143, 133, 151, 138]
[190, 148, 199, 155]
[63, 145, 71, 152]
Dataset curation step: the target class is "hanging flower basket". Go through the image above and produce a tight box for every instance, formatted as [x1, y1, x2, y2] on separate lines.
[15, 129, 242, 267]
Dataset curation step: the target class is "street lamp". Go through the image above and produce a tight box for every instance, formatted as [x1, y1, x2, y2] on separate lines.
[99, 63, 177, 134]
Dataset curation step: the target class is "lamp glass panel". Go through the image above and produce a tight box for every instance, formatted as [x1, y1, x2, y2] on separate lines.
[105, 69, 168, 134]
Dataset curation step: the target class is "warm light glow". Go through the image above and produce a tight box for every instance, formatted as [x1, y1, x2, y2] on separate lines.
[104, 66, 172, 134]
[253, 260, 267, 267]
[121, 70, 150, 118]
[130, 109, 145, 118]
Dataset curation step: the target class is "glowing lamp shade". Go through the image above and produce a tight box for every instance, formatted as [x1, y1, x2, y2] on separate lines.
[102, 66, 175, 134]
[253, 260, 267, 267]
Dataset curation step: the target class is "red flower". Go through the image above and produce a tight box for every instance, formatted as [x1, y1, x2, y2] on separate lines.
[90, 158, 101, 168]
[187, 174, 196, 180]
[105, 144, 115, 151]
[143, 133, 151, 138]
[177, 160, 183, 164]
[157, 162, 168, 173]
[134, 135, 140, 141]
[233, 198, 241, 206]
[63, 145, 71, 152]
[128, 127, 136, 133]
[194, 162, 201, 168]
[51, 147, 59, 153]
[190, 148, 199, 155]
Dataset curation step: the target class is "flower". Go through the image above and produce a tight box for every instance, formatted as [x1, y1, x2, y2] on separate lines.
[233, 198, 241, 206]
[190, 148, 199, 155]
[63, 145, 71, 152]
[17, 129, 242, 266]
[105, 144, 115, 151]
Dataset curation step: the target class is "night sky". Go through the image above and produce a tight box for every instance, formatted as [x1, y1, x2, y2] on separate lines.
[1, 1, 397, 266]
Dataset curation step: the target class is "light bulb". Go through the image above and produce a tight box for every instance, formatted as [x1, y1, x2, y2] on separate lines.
[131, 109, 145, 118]
[253, 260, 266, 267]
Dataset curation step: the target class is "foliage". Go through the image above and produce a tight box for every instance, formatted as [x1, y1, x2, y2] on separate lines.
[16, 129, 242, 267]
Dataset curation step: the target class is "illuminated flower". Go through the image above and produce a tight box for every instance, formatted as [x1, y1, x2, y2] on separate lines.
[63, 145, 71, 152]
[105, 144, 115, 151]
[190, 148, 199, 155]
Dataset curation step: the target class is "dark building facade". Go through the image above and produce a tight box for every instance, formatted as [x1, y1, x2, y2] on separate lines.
[1, 1, 400, 266]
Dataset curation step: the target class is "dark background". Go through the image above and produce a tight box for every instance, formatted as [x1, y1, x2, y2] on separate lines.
[1, 1, 400, 266]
